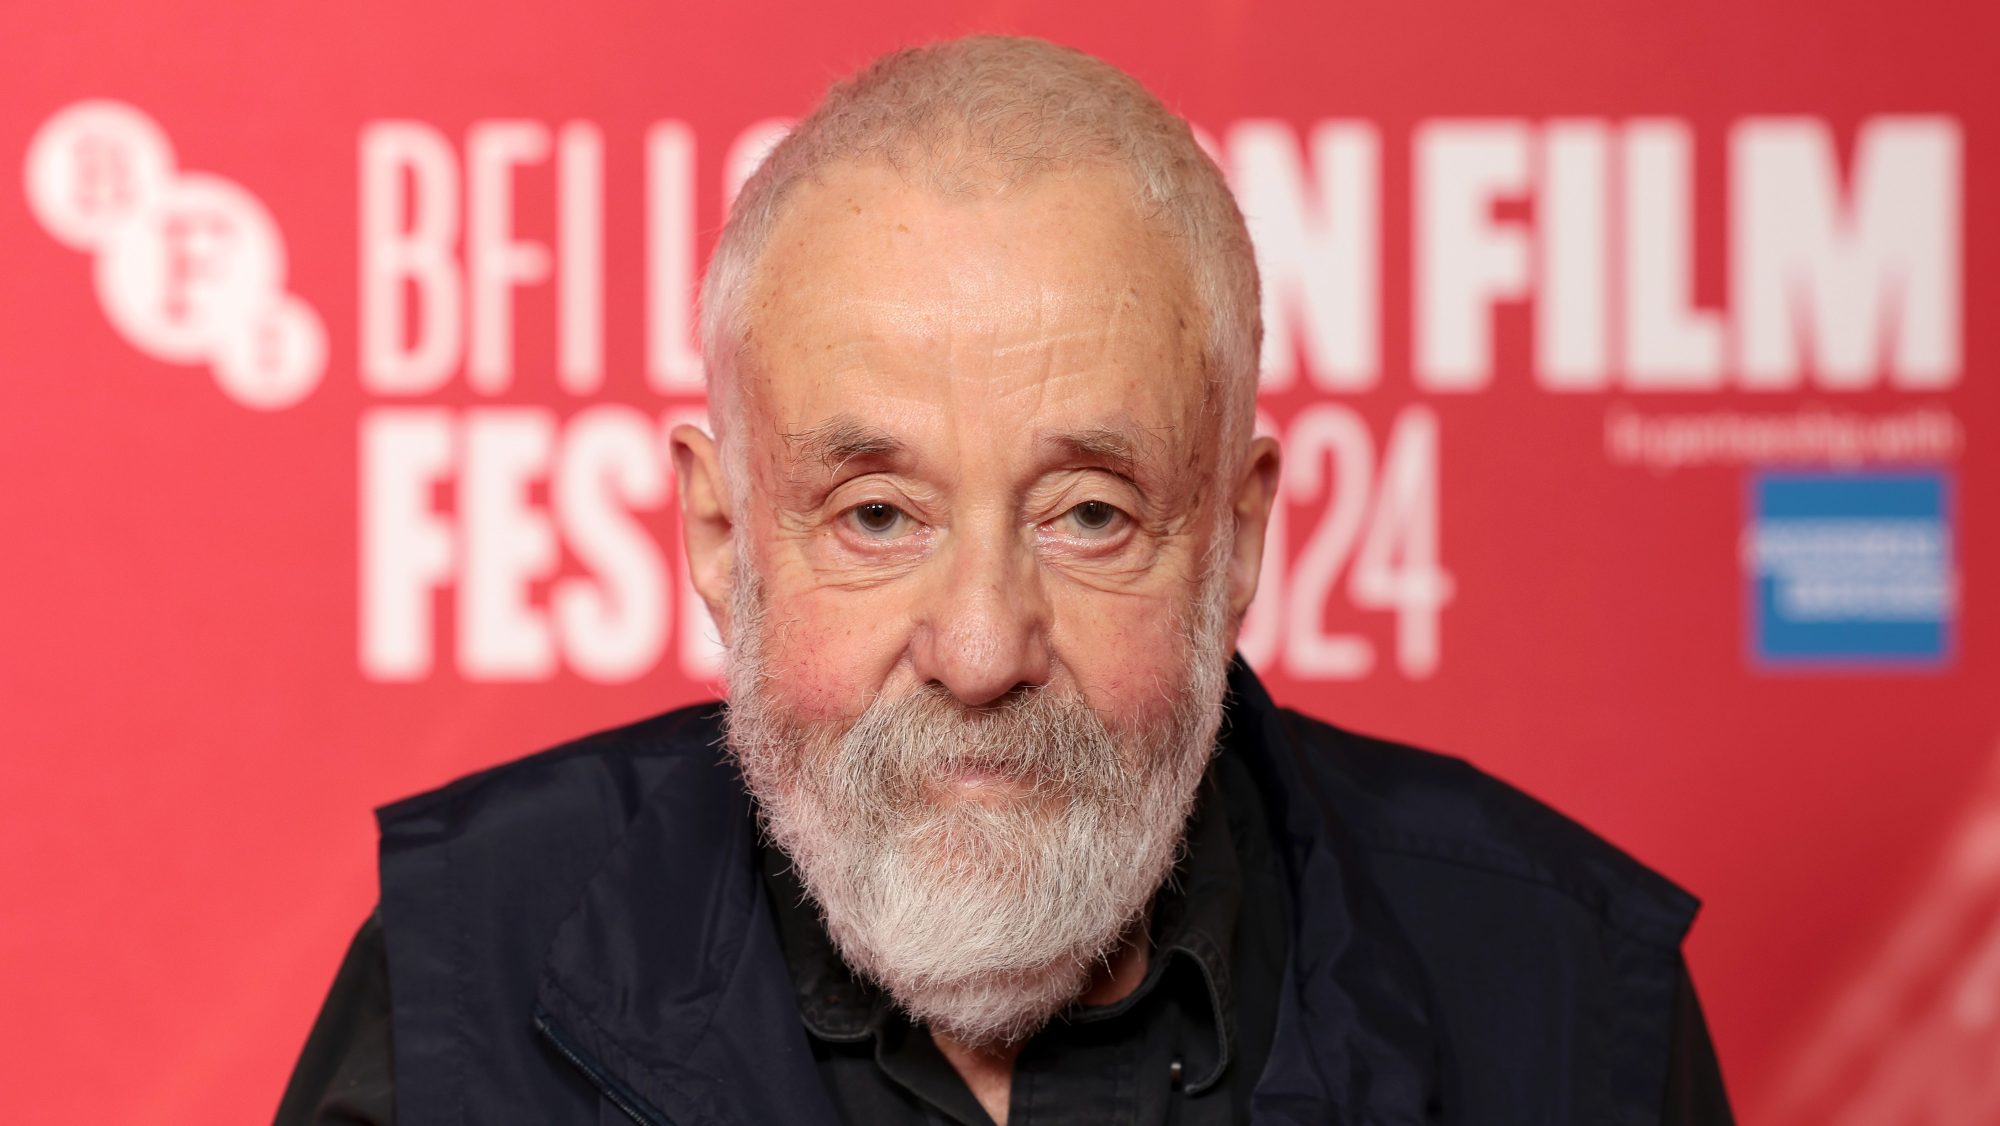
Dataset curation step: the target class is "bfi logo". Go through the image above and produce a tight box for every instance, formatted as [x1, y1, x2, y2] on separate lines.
[25, 100, 327, 410]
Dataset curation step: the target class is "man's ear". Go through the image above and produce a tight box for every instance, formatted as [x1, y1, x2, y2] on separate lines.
[1226, 435, 1283, 620]
[669, 423, 736, 644]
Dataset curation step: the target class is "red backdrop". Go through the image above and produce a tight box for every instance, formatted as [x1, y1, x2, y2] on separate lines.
[3, 2, 1994, 1120]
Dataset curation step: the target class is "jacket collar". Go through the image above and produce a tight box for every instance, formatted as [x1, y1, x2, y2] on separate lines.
[532, 731, 842, 1126]
[1219, 658, 1442, 1124]
[533, 659, 1439, 1125]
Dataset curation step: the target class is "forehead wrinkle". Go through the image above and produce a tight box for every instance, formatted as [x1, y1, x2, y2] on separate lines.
[961, 295, 1121, 423]
[982, 319, 1121, 366]
[974, 279, 1197, 425]
[747, 164, 1212, 493]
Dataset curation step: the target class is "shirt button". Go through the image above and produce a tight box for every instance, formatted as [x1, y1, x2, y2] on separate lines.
[1169, 1056, 1185, 1090]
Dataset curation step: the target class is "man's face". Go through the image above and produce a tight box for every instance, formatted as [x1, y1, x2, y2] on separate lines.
[673, 158, 1278, 1044]
[727, 159, 1221, 743]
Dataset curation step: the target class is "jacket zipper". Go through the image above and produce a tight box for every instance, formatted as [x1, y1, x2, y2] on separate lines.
[534, 1009, 671, 1126]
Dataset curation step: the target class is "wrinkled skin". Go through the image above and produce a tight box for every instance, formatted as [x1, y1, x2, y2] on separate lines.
[670, 159, 1281, 1123]
[674, 160, 1279, 766]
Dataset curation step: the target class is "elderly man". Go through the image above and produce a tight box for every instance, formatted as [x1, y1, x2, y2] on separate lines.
[282, 35, 1731, 1126]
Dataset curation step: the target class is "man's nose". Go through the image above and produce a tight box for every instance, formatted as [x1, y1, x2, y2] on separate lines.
[910, 525, 1052, 707]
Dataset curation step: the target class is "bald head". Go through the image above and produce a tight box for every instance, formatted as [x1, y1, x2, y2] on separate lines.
[699, 35, 1262, 474]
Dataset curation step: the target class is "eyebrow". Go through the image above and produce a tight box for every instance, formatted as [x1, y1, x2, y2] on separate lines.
[780, 415, 1168, 485]
[783, 415, 906, 477]
[1038, 423, 1162, 481]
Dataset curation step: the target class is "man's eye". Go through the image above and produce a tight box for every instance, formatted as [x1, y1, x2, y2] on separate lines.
[1060, 500, 1126, 536]
[847, 502, 910, 538]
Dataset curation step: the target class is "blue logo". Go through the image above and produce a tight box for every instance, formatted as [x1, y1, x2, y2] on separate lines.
[1748, 471, 1955, 669]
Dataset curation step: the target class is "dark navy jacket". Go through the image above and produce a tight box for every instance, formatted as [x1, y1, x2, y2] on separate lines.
[369, 660, 1718, 1125]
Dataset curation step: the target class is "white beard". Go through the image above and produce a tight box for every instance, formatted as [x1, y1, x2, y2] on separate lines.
[723, 542, 1234, 1047]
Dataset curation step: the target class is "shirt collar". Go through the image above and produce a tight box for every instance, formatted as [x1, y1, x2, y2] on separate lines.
[759, 841, 881, 1043]
[757, 765, 1243, 1089]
